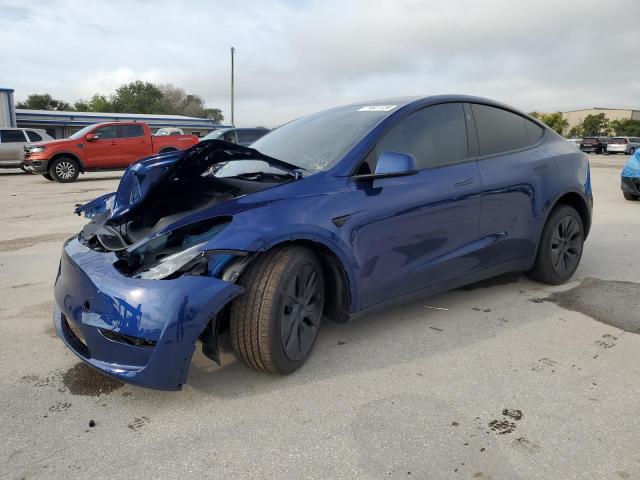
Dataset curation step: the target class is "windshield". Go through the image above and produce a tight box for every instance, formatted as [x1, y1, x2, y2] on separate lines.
[68, 124, 100, 140]
[250, 104, 397, 172]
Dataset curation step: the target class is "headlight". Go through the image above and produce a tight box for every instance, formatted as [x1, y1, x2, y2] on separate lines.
[135, 248, 239, 280]
[115, 217, 234, 280]
[135, 243, 207, 279]
[29, 146, 45, 154]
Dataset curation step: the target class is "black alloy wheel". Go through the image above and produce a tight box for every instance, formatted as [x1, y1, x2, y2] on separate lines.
[280, 264, 323, 361]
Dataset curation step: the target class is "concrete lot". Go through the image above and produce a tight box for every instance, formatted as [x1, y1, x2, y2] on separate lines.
[1, 154, 639, 480]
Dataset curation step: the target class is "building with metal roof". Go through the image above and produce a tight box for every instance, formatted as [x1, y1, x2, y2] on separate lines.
[562, 108, 640, 129]
[0, 88, 17, 128]
[15, 109, 225, 139]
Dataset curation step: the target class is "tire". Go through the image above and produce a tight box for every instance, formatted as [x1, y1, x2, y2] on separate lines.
[526, 205, 584, 285]
[49, 156, 79, 183]
[42, 173, 55, 181]
[229, 245, 324, 374]
[629, 147, 635, 155]
[623, 192, 639, 201]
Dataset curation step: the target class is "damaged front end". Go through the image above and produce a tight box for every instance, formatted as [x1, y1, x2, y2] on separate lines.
[55, 141, 302, 390]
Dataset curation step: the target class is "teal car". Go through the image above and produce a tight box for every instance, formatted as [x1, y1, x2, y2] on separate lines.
[621, 150, 640, 201]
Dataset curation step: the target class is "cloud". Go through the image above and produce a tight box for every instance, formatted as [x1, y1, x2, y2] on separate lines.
[1, 0, 638, 126]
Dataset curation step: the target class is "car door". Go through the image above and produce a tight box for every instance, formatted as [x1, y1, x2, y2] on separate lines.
[114, 124, 148, 166]
[469, 103, 549, 268]
[84, 125, 118, 168]
[0, 129, 27, 163]
[347, 102, 483, 309]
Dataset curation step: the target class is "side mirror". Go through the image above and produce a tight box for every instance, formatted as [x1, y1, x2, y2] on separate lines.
[355, 151, 419, 180]
[86, 133, 98, 142]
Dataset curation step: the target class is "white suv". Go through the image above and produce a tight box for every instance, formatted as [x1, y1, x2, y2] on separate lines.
[0, 128, 54, 169]
[607, 136, 640, 155]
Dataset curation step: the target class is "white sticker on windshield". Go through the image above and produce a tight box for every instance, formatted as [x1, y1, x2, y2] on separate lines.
[358, 105, 397, 112]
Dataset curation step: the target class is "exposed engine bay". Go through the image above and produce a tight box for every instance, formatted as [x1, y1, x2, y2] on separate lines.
[76, 141, 303, 277]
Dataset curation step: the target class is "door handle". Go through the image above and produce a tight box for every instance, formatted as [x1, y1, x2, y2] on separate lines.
[110, 141, 117, 145]
[534, 163, 548, 171]
[455, 178, 473, 187]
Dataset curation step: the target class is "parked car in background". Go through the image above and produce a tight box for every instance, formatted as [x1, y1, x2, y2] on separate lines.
[606, 136, 640, 155]
[154, 127, 184, 136]
[580, 136, 610, 154]
[56, 95, 592, 390]
[201, 127, 270, 146]
[621, 150, 640, 201]
[0, 128, 53, 169]
[22, 122, 198, 182]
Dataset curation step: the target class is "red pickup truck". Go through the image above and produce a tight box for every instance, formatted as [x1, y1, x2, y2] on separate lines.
[22, 122, 198, 182]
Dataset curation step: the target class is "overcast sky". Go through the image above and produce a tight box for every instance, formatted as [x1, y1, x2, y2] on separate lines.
[1, 0, 639, 127]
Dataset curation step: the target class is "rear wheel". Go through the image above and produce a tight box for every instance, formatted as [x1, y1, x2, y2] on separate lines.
[49, 157, 79, 183]
[629, 147, 635, 155]
[623, 192, 639, 201]
[229, 245, 324, 374]
[526, 205, 584, 285]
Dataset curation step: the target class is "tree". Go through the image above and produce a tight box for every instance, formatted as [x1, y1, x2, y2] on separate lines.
[110, 81, 165, 114]
[567, 125, 582, 138]
[158, 84, 224, 122]
[610, 118, 640, 137]
[580, 113, 610, 136]
[16, 93, 72, 111]
[538, 112, 569, 135]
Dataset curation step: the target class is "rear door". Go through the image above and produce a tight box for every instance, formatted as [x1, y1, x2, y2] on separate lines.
[0, 129, 27, 163]
[469, 103, 548, 268]
[348, 102, 483, 308]
[114, 124, 148, 166]
[84, 125, 118, 168]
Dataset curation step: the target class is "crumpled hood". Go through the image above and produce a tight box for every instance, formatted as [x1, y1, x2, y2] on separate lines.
[105, 140, 301, 225]
[622, 150, 640, 177]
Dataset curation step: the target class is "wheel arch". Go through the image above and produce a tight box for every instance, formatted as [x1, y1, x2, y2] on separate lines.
[551, 191, 592, 239]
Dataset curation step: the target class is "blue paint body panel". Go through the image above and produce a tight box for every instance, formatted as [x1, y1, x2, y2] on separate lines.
[54, 95, 593, 390]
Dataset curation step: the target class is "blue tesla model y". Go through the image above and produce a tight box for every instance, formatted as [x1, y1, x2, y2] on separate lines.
[54, 95, 592, 390]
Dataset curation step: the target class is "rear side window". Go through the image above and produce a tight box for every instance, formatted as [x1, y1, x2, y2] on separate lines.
[26, 130, 43, 142]
[0, 130, 26, 143]
[237, 129, 267, 144]
[117, 124, 144, 138]
[471, 104, 542, 156]
[376, 102, 468, 169]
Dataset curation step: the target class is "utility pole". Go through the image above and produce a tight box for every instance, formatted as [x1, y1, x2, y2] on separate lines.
[230, 46, 235, 127]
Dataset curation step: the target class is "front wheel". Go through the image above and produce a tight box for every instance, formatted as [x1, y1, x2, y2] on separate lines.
[229, 245, 324, 374]
[629, 147, 636, 155]
[526, 205, 584, 285]
[49, 157, 79, 183]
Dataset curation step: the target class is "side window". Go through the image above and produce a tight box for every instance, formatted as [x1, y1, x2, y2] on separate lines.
[0, 130, 27, 143]
[116, 124, 144, 138]
[471, 104, 539, 156]
[375, 103, 469, 170]
[237, 129, 265, 144]
[26, 130, 43, 142]
[92, 126, 117, 140]
[222, 130, 238, 143]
